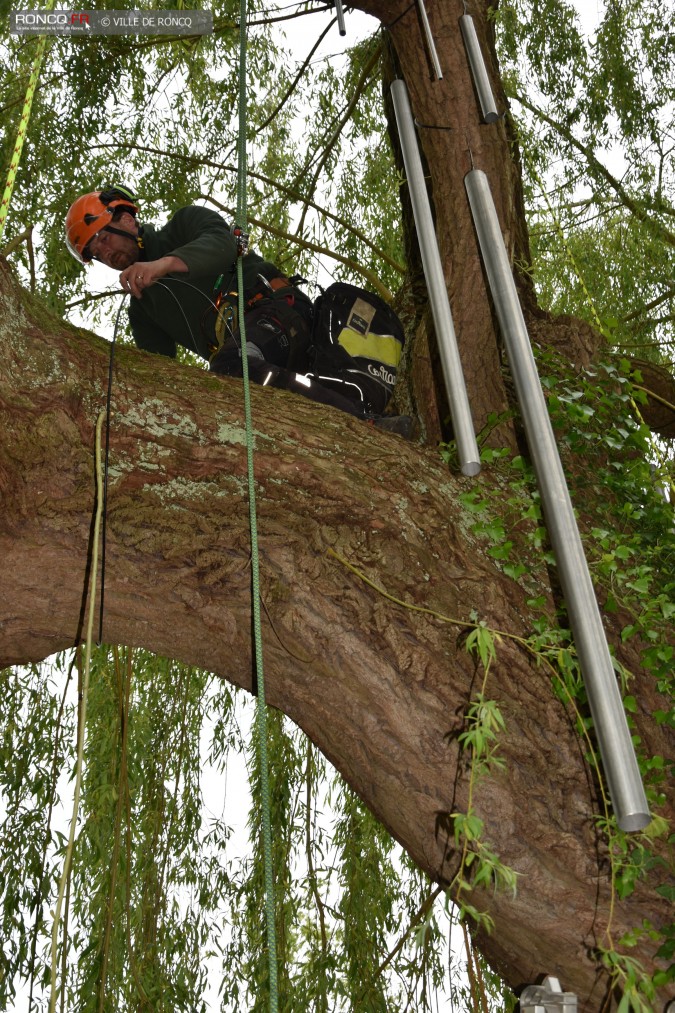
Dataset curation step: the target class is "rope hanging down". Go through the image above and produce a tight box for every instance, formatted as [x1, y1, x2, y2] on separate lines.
[0, 1, 54, 243]
[234, 1, 280, 1008]
[49, 411, 106, 1013]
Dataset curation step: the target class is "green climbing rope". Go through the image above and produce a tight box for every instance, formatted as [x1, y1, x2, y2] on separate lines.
[0, 2, 54, 244]
[234, 0, 279, 1008]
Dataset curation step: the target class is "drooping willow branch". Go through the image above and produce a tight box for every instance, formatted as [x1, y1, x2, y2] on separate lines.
[201, 193, 394, 301]
[91, 141, 405, 277]
[253, 18, 337, 139]
[512, 93, 675, 249]
[293, 38, 383, 238]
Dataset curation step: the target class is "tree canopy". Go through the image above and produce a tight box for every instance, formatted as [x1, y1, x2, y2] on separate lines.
[0, 1, 673, 1011]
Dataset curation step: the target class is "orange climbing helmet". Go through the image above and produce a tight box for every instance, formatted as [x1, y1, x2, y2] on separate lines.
[65, 185, 139, 263]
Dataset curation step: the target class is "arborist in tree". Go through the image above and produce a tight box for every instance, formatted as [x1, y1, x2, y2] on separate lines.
[64, 186, 411, 433]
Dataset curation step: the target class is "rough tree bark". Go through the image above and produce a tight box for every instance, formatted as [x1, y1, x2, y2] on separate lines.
[369, 0, 530, 443]
[0, 0, 672, 1007]
[0, 258, 671, 1009]
[375, 0, 675, 442]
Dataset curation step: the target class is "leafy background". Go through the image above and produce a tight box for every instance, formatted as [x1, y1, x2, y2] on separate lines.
[1, 0, 673, 1009]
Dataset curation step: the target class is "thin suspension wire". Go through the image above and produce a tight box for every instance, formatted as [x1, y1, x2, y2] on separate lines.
[164, 273, 239, 344]
[154, 279, 203, 355]
[235, 0, 279, 1005]
[0, 0, 55, 242]
[96, 274, 242, 642]
[98, 295, 128, 644]
[49, 411, 106, 1013]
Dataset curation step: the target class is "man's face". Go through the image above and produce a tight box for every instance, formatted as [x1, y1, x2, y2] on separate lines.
[88, 211, 140, 270]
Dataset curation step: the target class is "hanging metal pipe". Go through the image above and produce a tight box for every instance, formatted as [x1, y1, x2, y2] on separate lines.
[459, 14, 499, 124]
[334, 0, 346, 36]
[464, 168, 650, 832]
[417, 0, 443, 80]
[391, 80, 480, 476]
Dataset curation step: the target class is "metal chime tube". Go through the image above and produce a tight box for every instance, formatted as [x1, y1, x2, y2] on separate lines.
[334, 0, 346, 36]
[417, 0, 443, 79]
[391, 80, 480, 476]
[459, 14, 499, 123]
[464, 168, 650, 832]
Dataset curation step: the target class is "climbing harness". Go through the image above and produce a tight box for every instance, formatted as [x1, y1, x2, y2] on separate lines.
[234, 0, 280, 1007]
[209, 271, 300, 355]
[0, 1, 54, 243]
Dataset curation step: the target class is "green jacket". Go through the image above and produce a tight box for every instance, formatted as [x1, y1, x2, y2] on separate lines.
[128, 205, 286, 360]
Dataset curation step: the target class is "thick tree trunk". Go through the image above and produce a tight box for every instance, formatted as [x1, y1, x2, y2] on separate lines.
[366, 0, 612, 447]
[368, 0, 530, 442]
[0, 259, 670, 1009]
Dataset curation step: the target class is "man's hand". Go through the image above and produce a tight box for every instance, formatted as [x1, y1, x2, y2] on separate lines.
[119, 255, 188, 299]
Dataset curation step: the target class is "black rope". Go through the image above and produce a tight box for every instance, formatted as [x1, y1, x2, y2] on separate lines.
[383, 1, 415, 31]
[414, 118, 454, 130]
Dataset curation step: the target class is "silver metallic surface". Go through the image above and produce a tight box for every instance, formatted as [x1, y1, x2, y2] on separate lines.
[334, 0, 346, 36]
[459, 14, 499, 123]
[464, 168, 650, 832]
[417, 0, 443, 79]
[391, 80, 481, 476]
[521, 976, 577, 1013]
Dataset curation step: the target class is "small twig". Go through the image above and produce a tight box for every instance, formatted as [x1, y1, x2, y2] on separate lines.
[64, 289, 123, 310]
[254, 18, 336, 137]
[201, 194, 394, 301]
[0, 225, 33, 258]
[260, 594, 314, 664]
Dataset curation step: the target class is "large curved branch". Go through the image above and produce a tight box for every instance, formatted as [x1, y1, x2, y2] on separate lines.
[0, 259, 670, 1009]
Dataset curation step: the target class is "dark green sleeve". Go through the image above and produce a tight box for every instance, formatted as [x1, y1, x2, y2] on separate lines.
[165, 206, 238, 278]
[128, 299, 177, 357]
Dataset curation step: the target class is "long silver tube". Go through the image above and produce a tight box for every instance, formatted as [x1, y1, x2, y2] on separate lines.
[459, 14, 499, 124]
[464, 168, 650, 832]
[391, 80, 480, 476]
[417, 0, 443, 80]
[334, 0, 346, 36]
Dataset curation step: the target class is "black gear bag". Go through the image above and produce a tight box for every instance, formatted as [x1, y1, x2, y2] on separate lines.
[306, 282, 405, 415]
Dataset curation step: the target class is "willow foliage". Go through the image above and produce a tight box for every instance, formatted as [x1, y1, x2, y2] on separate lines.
[0, 1, 672, 1009]
[495, 0, 675, 363]
[0, 648, 459, 1010]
